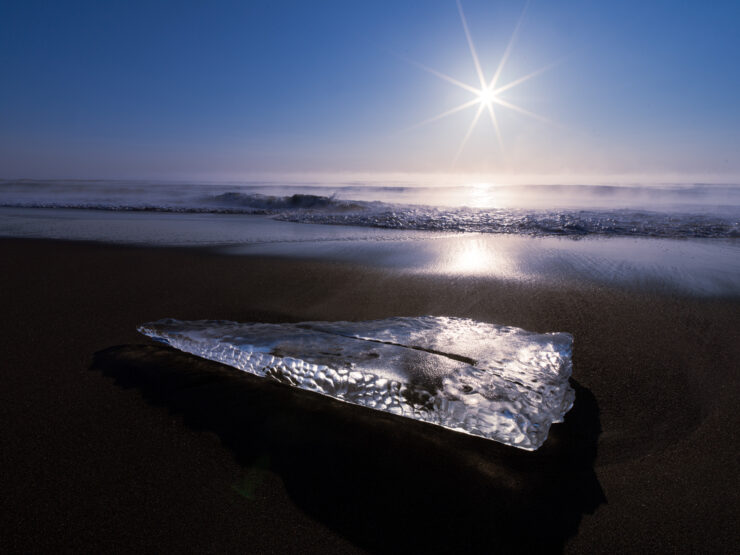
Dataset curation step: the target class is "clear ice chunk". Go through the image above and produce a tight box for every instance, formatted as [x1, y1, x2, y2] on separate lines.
[137, 316, 574, 450]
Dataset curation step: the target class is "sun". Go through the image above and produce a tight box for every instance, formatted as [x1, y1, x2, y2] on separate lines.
[405, 0, 558, 164]
[478, 87, 496, 107]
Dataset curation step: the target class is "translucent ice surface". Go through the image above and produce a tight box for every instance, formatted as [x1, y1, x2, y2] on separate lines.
[137, 316, 575, 450]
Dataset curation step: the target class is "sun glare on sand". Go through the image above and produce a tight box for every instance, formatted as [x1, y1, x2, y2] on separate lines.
[405, 0, 558, 164]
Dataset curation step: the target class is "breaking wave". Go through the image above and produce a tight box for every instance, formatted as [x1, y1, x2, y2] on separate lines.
[275, 205, 739, 238]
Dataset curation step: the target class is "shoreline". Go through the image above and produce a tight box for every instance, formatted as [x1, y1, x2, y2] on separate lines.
[1, 237, 738, 552]
[3, 206, 739, 297]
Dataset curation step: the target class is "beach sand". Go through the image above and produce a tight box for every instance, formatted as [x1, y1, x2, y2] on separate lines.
[1, 237, 738, 552]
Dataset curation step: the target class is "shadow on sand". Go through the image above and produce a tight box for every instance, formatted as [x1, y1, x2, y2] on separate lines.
[92, 344, 604, 553]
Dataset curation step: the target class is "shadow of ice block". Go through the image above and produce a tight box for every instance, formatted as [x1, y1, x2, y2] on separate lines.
[137, 316, 574, 450]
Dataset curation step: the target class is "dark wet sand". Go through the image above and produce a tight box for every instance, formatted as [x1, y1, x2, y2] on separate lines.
[1, 238, 738, 553]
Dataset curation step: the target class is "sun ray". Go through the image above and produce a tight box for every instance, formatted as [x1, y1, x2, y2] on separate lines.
[456, 0, 487, 90]
[488, 0, 529, 90]
[398, 54, 481, 95]
[493, 58, 563, 96]
[486, 103, 504, 152]
[491, 96, 551, 124]
[405, 98, 481, 131]
[453, 102, 486, 165]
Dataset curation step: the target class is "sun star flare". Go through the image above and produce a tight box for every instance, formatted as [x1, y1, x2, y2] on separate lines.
[409, 0, 556, 164]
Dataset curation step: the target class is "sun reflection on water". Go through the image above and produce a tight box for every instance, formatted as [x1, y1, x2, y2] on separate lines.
[435, 235, 521, 278]
[467, 182, 499, 209]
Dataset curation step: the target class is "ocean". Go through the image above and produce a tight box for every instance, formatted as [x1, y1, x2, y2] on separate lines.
[1, 178, 738, 238]
[1, 178, 738, 296]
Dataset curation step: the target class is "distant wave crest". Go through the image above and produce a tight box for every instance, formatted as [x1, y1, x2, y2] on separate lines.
[207, 192, 368, 212]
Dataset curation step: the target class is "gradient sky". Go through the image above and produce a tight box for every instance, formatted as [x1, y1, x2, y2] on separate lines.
[1, 0, 739, 180]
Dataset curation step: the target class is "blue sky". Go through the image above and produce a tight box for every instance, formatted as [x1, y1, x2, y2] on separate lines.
[1, 0, 738, 180]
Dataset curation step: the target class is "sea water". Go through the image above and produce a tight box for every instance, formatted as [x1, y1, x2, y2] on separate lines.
[1, 178, 738, 295]
[1, 178, 738, 238]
